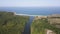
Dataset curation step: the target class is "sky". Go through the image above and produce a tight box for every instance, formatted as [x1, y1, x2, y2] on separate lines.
[0, 0, 60, 7]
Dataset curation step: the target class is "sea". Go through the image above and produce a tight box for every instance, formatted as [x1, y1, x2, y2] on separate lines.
[0, 7, 60, 34]
[0, 7, 60, 15]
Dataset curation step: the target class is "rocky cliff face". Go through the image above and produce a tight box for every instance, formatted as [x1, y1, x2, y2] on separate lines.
[47, 14, 60, 28]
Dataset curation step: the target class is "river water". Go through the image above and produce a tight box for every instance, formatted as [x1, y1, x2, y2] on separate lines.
[23, 16, 34, 34]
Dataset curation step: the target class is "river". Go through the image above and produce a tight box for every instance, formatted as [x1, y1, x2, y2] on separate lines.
[23, 16, 34, 34]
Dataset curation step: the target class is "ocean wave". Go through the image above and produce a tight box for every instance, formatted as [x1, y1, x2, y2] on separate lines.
[16, 14, 45, 16]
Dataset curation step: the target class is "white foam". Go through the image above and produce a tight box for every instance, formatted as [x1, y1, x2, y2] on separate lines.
[16, 14, 45, 16]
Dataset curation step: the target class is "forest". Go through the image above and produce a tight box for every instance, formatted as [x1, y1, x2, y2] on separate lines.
[0, 12, 29, 34]
[31, 18, 60, 34]
[0, 11, 60, 34]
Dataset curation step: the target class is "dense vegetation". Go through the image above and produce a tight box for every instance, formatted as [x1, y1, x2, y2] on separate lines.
[31, 18, 60, 34]
[0, 12, 29, 34]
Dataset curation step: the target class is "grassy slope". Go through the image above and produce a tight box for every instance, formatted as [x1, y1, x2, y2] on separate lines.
[31, 18, 60, 34]
[0, 12, 29, 34]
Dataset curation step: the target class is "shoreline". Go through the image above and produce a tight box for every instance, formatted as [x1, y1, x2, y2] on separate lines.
[16, 14, 47, 16]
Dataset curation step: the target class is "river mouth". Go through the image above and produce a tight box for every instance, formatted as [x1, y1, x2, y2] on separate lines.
[23, 16, 34, 34]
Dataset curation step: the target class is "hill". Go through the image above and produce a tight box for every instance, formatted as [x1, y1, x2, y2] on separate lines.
[0, 11, 29, 34]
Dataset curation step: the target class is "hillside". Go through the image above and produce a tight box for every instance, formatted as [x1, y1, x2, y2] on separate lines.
[31, 16, 60, 34]
[0, 12, 29, 34]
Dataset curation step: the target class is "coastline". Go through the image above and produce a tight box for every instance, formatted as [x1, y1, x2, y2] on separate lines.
[16, 14, 47, 16]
